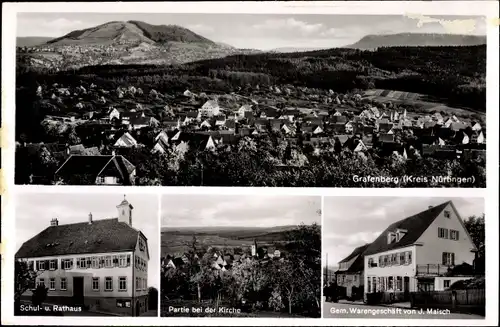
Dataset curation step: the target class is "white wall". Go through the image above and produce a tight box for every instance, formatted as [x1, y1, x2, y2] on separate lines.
[364, 245, 417, 292]
[27, 251, 134, 298]
[416, 203, 476, 266]
[434, 276, 473, 291]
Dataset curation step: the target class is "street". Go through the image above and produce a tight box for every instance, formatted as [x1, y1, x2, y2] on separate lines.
[323, 301, 484, 319]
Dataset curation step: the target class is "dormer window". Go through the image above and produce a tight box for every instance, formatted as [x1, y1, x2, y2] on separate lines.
[444, 210, 451, 218]
[387, 232, 397, 244]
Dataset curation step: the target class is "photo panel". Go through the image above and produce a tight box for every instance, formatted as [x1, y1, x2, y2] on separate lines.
[322, 196, 485, 319]
[14, 11, 487, 188]
[14, 192, 160, 317]
[160, 194, 321, 318]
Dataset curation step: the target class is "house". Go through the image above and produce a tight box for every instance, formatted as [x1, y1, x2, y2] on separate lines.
[129, 116, 159, 130]
[108, 108, 121, 121]
[363, 201, 477, 302]
[55, 155, 136, 185]
[336, 244, 371, 300]
[199, 100, 220, 117]
[238, 105, 253, 119]
[114, 132, 138, 148]
[15, 197, 150, 316]
[471, 131, 485, 144]
[471, 122, 482, 131]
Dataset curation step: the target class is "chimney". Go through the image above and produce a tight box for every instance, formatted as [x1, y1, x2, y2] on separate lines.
[88, 212, 93, 224]
[50, 218, 59, 226]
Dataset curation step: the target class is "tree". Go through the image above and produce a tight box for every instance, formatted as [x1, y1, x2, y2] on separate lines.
[15, 260, 38, 313]
[464, 214, 485, 273]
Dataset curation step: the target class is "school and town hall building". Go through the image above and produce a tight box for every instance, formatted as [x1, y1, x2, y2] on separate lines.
[15, 197, 150, 316]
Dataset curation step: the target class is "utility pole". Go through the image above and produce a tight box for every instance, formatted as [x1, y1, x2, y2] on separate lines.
[200, 162, 204, 186]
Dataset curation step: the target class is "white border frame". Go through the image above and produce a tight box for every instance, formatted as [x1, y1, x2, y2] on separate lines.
[2, 1, 499, 326]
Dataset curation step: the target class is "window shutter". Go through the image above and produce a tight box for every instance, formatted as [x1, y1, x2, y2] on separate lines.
[77, 259, 80, 269]
[442, 253, 447, 265]
[451, 253, 455, 265]
[36, 261, 39, 270]
[45, 260, 50, 268]
[127, 255, 131, 266]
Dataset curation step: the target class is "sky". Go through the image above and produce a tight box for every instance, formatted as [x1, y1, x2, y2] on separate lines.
[15, 193, 160, 288]
[322, 197, 485, 268]
[161, 195, 321, 228]
[16, 13, 487, 50]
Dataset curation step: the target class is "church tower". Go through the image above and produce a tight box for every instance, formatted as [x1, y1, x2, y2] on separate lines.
[251, 239, 257, 257]
[117, 195, 134, 226]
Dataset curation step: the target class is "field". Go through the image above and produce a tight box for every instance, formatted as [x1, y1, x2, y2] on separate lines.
[362, 89, 485, 120]
[160, 226, 296, 257]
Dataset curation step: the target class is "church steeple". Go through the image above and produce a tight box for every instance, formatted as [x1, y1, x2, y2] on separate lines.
[117, 195, 134, 226]
[251, 238, 257, 257]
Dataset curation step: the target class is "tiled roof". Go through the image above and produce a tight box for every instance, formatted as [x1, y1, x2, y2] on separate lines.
[363, 201, 450, 256]
[55, 155, 135, 184]
[16, 218, 140, 259]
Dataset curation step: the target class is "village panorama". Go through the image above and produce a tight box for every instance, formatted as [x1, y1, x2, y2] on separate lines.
[15, 16, 487, 187]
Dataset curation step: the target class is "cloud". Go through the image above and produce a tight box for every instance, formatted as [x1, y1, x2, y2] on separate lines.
[325, 231, 380, 247]
[252, 18, 324, 35]
[186, 23, 215, 35]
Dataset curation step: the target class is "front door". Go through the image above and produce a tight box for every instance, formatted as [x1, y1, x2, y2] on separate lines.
[403, 277, 410, 300]
[135, 301, 140, 316]
[73, 277, 84, 305]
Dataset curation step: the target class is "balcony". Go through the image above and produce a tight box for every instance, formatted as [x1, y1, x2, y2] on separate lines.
[416, 264, 455, 276]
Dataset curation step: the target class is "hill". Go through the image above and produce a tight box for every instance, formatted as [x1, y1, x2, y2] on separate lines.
[17, 37, 54, 47]
[45, 20, 215, 46]
[17, 20, 261, 70]
[346, 33, 486, 50]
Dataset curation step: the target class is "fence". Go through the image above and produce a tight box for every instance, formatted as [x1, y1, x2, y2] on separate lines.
[410, 289, 485, 316]
[365, 291, 407, 305]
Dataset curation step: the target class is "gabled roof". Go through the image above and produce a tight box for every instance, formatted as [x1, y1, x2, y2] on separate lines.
[55, 155, 135, 184]
[339, 243, 371, 264]
[364, 201, 450, 256]
[16, 218, 140, 259]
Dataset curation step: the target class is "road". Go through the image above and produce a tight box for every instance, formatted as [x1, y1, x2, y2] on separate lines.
[323, 301, 484, 319]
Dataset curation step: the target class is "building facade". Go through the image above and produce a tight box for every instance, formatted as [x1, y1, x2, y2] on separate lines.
[16, 198, 150, 316]
[335, 244, 370, 300]
[363, 201, 477, 302]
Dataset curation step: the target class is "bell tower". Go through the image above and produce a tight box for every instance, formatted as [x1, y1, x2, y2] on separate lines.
[117, 195, 134, 226]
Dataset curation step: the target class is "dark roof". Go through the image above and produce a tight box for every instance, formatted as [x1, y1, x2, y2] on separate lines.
[16, 218, 140, 259]
[339, 243, 371, 263]
[364, 201, 450, 256]
[55, 155, 135, 184]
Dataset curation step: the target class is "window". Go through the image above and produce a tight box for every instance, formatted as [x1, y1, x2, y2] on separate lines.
[86, 257, 92, 268]
[39, 261, 46, 271]
[49, 259, 57, 271]
[119, 255, 127, 267]
[105, 256, 112, 268]
[444, 280, 451, 288]
[450, 230, 460, 241]
[99, 257, 105, 268]
[126, 255, 131, 267]
[49, 278, 56, 290]
[372, 277, 377, 292]
[119, 277, 127, 291]
[399, 252, 405, 265]
[396, 276, 403, 291]
[60, 278, 67, 291]
[391, 254, 397, 265]
[387, 232, 396, 244]
[92, 277, 100, 291]
[136, 277, 140, 291]
[438, 228, 449, 239]
[367, 277, 372, 293]
[37, 278, 45, 287]
[92, 257, 99, 269]
[62, 259, 73, 270]
[368, 258, 373, 268]
[442, 252, 455, 266]
[104, 176, 117, 184]
[78, 257, 87, 269]
[96, 176, 104, 184]
[408, 251, 412, 264]
[388, 276, 394, 290]
[444, 210, 451, 218]
[378, 256, 383, 268]
[105, 277, 113, 291]
[113, 255, 119, 267]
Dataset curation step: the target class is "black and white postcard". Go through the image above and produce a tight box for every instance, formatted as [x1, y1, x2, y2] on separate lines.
[323, 196, 485, 319]
[13, 12, 488, 187]
[14, 193, 159, 317]
[160, 195, 321, 317]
